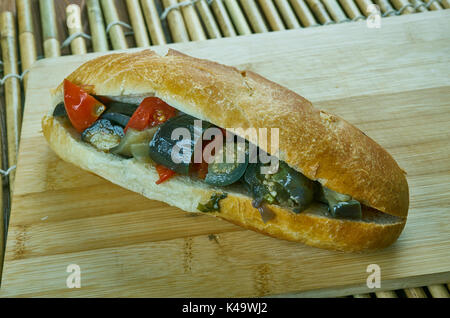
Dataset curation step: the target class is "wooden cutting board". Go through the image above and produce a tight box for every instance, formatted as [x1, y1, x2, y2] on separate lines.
[1, 10, 449, 297]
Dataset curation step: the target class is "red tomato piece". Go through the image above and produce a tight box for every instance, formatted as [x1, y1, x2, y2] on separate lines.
[124, 97, 177, 133]
[63, 79, 106, 132]
[155, 164, 176, 184]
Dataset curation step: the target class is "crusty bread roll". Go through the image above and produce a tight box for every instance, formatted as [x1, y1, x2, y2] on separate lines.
[42, 49, 409, 252]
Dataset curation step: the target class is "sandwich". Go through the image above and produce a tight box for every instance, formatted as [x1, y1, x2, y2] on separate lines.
[42, 49, 409, 252]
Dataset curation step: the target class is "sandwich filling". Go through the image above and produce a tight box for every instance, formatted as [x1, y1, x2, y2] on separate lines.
[54, 79, 364, 222]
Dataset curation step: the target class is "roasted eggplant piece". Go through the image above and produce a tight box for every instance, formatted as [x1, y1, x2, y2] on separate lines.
[53, 102, 67, 117]
[105, 102, 139, 116]
[149, 114, 212, 175]
[81, 119, 124, 152]
[318, 187, 362, 219]
[130, 142, 153, 163]
[101, 112, 130, 127]
[204, 142, 248, 186]
[269, 162, 316, 212]
[111, 127, 157, 157]
[244, 162, 316, 213]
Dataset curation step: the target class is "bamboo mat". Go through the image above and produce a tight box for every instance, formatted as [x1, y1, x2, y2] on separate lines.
[0, 0, 449, 298]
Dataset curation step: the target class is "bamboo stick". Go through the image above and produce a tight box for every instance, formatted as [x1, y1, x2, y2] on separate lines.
[39, 0, 61, 57]
[16, 0, 37, 89]
[126, 0, 151, 47]
[322, 0, 350, 22]
[409, 0, 428, 12]
[289, 0, 318, 27]
[258, 0, 286, 31]
[86, 0, 109, 52]
[373, 0, 396, 16]
[338, 0, 366, 21]
[223, 0, 252, 35]
[375, 290, 398, 298]
[210, 0, 237, 37]
[427, 285, 450, 298]
[305, 0, 334, 24]
[389, 0, 416, 14]
[273, 0, 301, 28]
[422, 0, 443, 9]
[404, 287, 428, 298]
[195, 0, 222, 39]
[66, 4, 87, 55]
[101, 0, 129, 49]
[0, 12, 21, 191]
[140, 0, 167, 45]
[240, 0, 269, 33]
[161, 0, 190, 42]
[440, 0, 450, 8]
[353, 293, 371, 298]
[355, 0, 375, 16]
[178, 0, 207, 41]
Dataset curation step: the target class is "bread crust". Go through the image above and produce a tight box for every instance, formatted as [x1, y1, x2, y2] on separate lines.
[42, 115, 406, 252]
[54, 49, 409, 218]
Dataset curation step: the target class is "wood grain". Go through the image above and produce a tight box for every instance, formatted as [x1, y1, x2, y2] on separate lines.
[0, 10, 450, 297]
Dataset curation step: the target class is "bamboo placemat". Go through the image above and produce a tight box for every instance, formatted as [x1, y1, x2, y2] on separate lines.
[0, 0, 448, 298]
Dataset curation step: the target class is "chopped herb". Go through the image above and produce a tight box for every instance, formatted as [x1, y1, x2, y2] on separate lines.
[197, 193, 228, 212]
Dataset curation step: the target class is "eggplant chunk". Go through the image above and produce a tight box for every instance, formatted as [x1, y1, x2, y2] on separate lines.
[269, 162, 316, 212]
[330, 200, 362, 219]
[81, 119, 124, 152]
[130, 142, 154, 163]
[149, 114, 212, 175]
[105, 102, 139, 116]
[101, 112, 130, 127]
[111, 127, 157, 157]
[53, 102, 67, 117]
[204, 142, 248, 186]
[244, 162, 316, 213]
[319, 187, 362, 219]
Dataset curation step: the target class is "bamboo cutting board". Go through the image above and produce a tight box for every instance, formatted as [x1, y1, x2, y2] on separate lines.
[1, 10, 449, 297]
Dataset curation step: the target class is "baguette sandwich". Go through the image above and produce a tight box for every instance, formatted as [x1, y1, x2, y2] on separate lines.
[42, 49, 409, 252]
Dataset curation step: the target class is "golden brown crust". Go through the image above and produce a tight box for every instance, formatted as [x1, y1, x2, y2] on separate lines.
[54, 49, 409, 218]
[42, 115, 406, 252]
